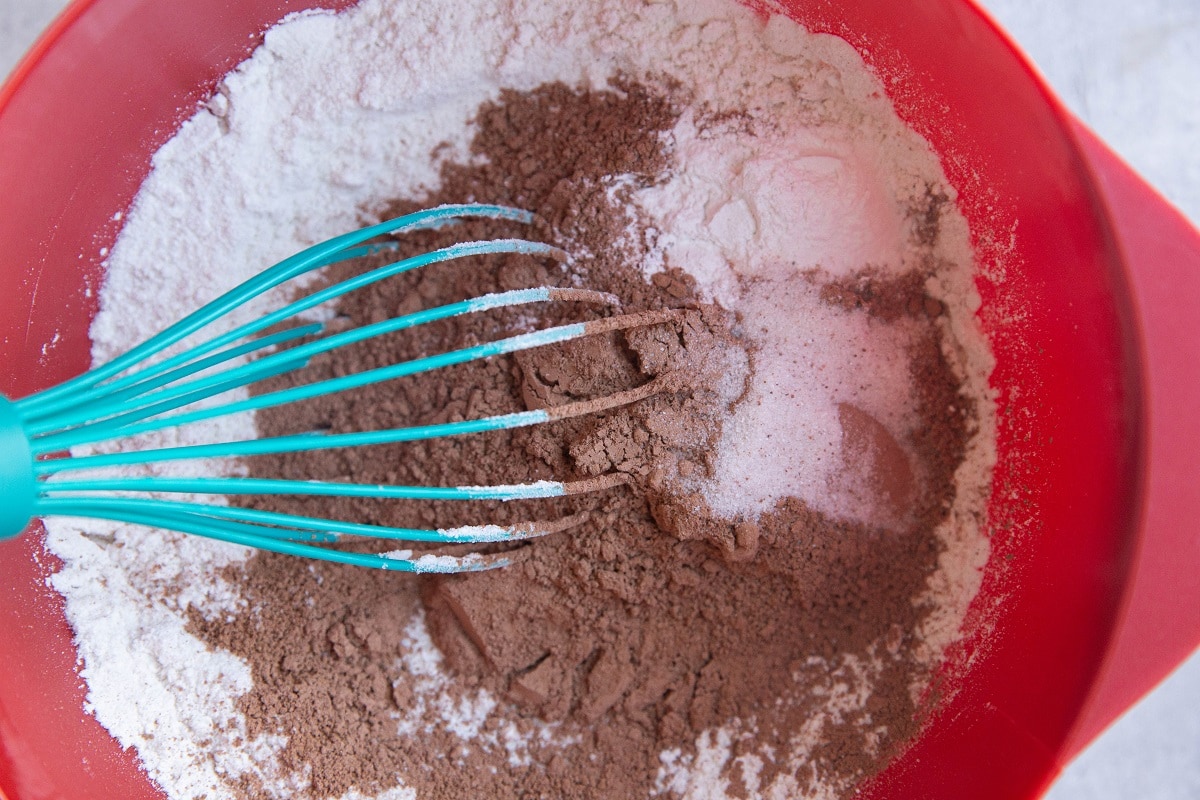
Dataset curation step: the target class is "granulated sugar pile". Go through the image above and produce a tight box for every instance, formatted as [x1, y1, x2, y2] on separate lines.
[42, 0, 996, 798]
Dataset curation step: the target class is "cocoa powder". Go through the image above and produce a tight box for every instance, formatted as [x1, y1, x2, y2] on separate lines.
[189, 79, 975, 799]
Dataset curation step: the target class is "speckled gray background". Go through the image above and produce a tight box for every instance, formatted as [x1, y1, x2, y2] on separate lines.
[2, 1, 1197, 797]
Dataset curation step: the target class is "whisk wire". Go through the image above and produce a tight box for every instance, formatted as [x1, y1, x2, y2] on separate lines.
[40, 476, 568, 501]
[34, 375, 666, 475]
[18, 204, 535, 419]
[91, 322, 326, 407]
[36, 503, 513, 573]
[28, 309, 668, 455]
[25, 288, 632, 453]
[34, 498, 565, 545]
[30, 239, 564, 424]
[21, 238, 564, 430]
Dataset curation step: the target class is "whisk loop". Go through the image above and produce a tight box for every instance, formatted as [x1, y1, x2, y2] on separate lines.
[1, 204, 673, 572]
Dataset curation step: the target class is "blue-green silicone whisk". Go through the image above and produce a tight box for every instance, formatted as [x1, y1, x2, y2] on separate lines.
[0, 204, 671, 573]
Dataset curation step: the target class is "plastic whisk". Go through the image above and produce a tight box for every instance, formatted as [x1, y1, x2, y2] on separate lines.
[0, 204, 673, 572]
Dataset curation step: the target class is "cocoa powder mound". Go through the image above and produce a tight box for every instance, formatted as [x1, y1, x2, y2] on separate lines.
[188, 79, 975, 800]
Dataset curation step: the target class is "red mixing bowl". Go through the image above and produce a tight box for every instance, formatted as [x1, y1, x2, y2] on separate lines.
[1, 1, 1198, 798]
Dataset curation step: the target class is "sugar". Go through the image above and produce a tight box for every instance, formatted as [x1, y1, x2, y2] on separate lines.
[635, 25, 986, 530]
[699, 278, 921, 525]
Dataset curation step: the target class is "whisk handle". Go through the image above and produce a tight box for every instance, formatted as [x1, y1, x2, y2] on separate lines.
[0, 396, 35, 540]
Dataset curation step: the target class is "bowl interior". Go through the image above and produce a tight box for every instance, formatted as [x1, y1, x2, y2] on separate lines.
[0, 1, 1141, 798]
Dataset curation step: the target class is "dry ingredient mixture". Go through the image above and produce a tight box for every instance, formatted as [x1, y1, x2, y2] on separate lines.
[43, 1, 996, 799]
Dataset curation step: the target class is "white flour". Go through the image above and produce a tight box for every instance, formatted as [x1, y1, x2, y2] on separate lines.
[631, 14, 991, 528]
[43, 0, 995, 798]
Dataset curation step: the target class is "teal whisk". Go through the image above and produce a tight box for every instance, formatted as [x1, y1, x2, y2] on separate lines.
[0, 204, 671, 572]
